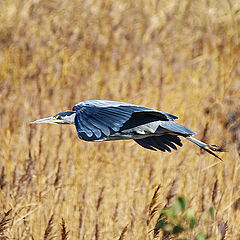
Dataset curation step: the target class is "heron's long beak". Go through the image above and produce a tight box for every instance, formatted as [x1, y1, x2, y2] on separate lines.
[29, 117, 57, 124]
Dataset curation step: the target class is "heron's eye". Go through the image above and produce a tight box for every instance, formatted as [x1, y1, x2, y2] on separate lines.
[56, 116, 63, 120]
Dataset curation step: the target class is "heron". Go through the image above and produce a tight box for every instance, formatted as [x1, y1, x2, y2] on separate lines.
[30, 100, 225, 160]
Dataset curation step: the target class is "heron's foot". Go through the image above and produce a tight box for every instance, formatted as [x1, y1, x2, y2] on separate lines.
[201, 145, 223, 161]
[207, 144, 227, 152]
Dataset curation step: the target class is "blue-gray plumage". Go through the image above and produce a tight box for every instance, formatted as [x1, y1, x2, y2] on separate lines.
[30, 100, 225, 160]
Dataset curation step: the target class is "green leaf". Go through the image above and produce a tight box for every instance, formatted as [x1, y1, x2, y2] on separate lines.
[177, 197, 186, 211]
[189, 218, 195, 229]
[154, 220, 165, 231]
[196, 232, 207, 240]
[184, 208, 194, 220]
[173, 225, 184, 234]
[163, 223, 173, 232]
[209, 207, 215, 217]
[170, 197, 186, 217]
[161, 209, 167, 217]
[161, 208, 176, 224]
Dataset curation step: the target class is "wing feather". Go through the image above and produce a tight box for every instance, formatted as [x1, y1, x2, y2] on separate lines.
[134, 134, 182, 152]
[164, 134, 183, 146]
[93, 113, 120, 131]
[134, 139, 157, 151]
[74, 104, 137, 140]
[72, 100, 180, 141]
[81, 114, 102, 138]
[149, 137, 172, 152]
[159, 121, 196, 135]
[75, 113, 93, 138]
[87, 118, 111, 136]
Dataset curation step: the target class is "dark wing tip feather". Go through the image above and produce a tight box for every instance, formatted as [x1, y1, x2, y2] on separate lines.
[164, 134, 183, 147]
[134, 134, 182, 152]
[134, 139, 157, 151]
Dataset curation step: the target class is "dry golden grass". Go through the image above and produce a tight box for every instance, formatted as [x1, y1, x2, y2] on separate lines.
[0, 0, 240, 239]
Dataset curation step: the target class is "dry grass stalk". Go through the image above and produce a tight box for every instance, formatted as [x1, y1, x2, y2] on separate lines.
[233, 197, 240, 210]
[201, 123, 209, 144]
[44, 214, 55, 240]
[78, 206, 86, 240]
[78, 188, 87, 239]
[148, 185, 161, 225]
[153, 213, 168, 239]
[61, 218, 69, 240]
[28, 127, 33, 146]
[54, 161, 62, 187]
[38, 134, 43, 159]
[95, 223, 99, 240]
[166, 179, 178, 207]
[118, 225, 128, 240]
[218, 221, 228, 240]
[212, 179, 218, 207]
[42, 153, 50, 172]
[201, 173, 207, 212]
[113, 203, 119, 221]
[0, 167, 6, 190]
[149, 185, 161, 212]
[11, 166, 17, 190]
[55, 129, 63, 161]
[15, 155, 35, 199]
[148, 163, 154, 184]
[0, 209, 12, 240]
[96, 187, 104, 211]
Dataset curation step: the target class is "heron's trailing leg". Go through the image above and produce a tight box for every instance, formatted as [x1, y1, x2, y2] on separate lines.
[185, 136, 225, 161]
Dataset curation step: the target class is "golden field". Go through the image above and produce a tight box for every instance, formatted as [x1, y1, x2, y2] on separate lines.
[0, 0, 240, 239]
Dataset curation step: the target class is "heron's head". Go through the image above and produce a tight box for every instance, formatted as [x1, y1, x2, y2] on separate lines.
[30, 111, 76, 125]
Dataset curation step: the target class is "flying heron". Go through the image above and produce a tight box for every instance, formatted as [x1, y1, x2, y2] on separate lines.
[30, 100, 225, 160]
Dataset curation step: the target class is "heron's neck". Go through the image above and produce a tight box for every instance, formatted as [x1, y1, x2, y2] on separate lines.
[64, 112, 76, 124]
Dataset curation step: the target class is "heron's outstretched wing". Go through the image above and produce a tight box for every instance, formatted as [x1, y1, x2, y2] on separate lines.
[72, 100, 178, 141]
[134, 134, 183, 152]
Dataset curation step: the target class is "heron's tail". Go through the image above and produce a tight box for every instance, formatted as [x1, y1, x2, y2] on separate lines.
[185, 136, 226, 161]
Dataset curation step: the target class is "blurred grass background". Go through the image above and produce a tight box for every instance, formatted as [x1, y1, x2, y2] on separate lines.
[0, 0, 240, 239]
